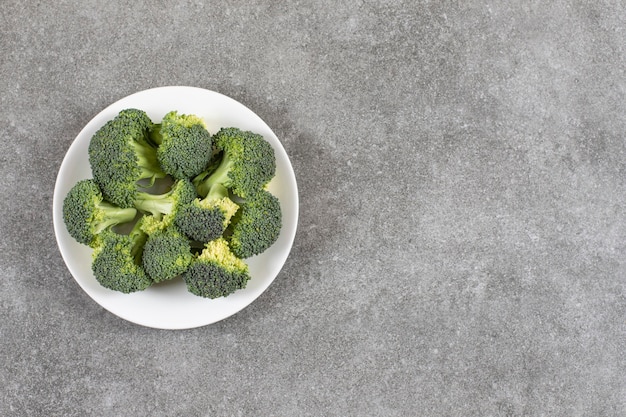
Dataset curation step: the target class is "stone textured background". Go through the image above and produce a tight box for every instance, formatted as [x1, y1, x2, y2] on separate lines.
[1, 1, 624, 416]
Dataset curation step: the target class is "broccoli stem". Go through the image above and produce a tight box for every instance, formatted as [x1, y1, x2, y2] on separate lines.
[130, 138, 166, 184]
[128, 219, 148, 263]
[133, 192, 174, 217]
[94, 203, 137, 234]
[149, 124, 163, 146]
[196, 153, 233, 197]
[205, 183, 229, 202]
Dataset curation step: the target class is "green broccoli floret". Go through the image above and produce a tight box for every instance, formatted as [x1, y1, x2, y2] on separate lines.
[182, 238, 250, 299]
[174, 184, 239, 243]
[193, 127, 276, 199]
[91, 218, 152, 293]
[88, 108, 167, 208]
[141, 224, 192, 283]
[150, 111, 213, 179]
[227, 189, 282, 258]
[62, 179, 137, 246]
[132, 178, 197, 227]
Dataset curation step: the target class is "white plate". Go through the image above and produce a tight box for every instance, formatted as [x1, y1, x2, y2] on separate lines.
[52, 86, 299, 329]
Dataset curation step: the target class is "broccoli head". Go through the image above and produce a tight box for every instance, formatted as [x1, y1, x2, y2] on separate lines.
[63, 179, 137, 246]
[88, 108, 166, 208]
[90, 218, 152, 293]
[227, 189, 282, 259]
[193, 127, 275, 199]
[151, 111, 214, 179]
[175, 184, 239, 243]
[141, 224, 192, 283]
[182, 238, 250, 299]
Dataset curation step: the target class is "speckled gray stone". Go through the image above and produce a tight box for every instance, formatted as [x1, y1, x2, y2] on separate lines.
[1, 1, 625, 416]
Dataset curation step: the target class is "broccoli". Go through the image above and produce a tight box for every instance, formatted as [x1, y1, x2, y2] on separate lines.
[90, 217, 153, 293]
[175, 184, 239, 243]
[150, 111, 213, 179]
[88, 108, 167, 208]
[193, 127, 276, 199]
[71, 109, 281, 297]
[141, 224, 192, 283]
[62, 179, 137, 246]
[132, 178, 197, 227]
[227, 189, 282, 259]
[182, 238, 250, 299]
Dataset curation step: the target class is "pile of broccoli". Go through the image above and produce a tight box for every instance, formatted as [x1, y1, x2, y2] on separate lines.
[63, 108, 281, 298]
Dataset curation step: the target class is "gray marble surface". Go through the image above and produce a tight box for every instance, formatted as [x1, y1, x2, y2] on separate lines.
[2, 1, 625, 416]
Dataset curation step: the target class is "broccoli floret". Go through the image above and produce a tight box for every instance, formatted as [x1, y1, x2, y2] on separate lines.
[133, 178, 197, 227]
[150, 111, 213, 179]
[141, 224, 192, 283]
[175, 184, 239, 243]
[62, 179, 137, 246]
[227, 189, 282, 258]
[88, 108, 167, 208]
[182, 238, 250, 299]
[91, 218, 152, 293]
[193, 127, 275, 199]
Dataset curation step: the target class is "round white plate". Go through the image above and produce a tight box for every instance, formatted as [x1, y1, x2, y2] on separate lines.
[52, 86, 299, 329]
